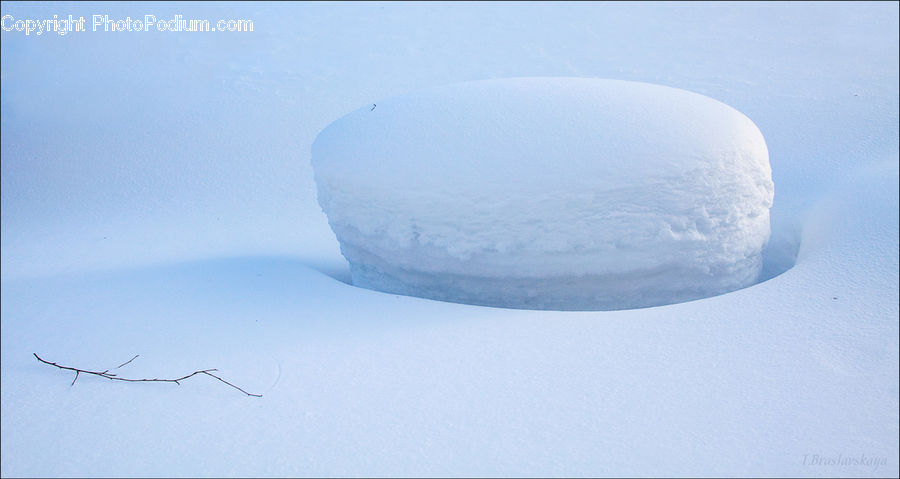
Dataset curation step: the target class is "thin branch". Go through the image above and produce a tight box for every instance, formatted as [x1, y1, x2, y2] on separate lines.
[116, 354, 139, 369]
[201, 370, 261, 397]
[34, 353, 261, 397]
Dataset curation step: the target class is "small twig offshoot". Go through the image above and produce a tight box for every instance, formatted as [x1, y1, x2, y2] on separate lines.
[34, 353, 261, 397]
[116, 354, 140, 369]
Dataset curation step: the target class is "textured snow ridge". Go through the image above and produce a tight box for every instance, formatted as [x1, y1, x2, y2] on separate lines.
[311, 78, 774, 310]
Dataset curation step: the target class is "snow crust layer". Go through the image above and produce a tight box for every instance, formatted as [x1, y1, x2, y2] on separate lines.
[312, 78, 773, 310]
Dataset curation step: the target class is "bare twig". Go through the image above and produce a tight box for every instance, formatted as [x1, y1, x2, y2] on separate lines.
[116, 354, 139, 369]
[200, 370, 261, 397]
[34, 353, 262, 397]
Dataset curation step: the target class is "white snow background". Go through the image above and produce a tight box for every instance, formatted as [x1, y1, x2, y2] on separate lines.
[1, 1, 897, 477]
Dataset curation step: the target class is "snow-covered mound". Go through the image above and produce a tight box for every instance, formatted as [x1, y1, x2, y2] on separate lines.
[311, 78, 773, 310]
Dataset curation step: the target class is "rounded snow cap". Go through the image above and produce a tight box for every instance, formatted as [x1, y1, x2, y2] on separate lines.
[312, 78, 773, 310]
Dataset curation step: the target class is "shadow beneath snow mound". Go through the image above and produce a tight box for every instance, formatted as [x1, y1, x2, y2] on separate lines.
[759, 207, 802, 283]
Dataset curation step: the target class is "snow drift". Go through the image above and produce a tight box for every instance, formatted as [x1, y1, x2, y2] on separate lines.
[311, 78, 774, 310]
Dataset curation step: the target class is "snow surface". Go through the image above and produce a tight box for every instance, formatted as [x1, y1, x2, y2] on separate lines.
[312, 77, 774, 310]
[2, 1, 898, 477]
